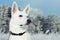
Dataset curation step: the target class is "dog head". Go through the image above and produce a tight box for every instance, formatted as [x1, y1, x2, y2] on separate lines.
[11, 2, 31, 26]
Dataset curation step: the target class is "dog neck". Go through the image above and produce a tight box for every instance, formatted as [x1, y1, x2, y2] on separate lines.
[10, 31, 26, 36]
[10, 26, 26, 33]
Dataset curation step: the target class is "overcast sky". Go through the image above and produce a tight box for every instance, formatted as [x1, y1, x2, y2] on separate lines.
[0, 0, 60, 16]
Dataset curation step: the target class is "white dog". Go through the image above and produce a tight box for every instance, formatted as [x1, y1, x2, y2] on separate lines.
[9, 2, 31, 40]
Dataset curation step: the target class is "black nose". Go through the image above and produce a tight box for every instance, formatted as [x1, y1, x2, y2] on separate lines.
[26, 19, 31, 25]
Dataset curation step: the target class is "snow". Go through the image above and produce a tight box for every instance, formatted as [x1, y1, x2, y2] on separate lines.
[0, 33, 10, 40]
[0, 33, 60, 40]
[30, 33, 60, 40]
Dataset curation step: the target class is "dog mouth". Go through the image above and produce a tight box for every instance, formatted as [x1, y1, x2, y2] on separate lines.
[20, 25, 23, 26]
[20, 19, 31, 26]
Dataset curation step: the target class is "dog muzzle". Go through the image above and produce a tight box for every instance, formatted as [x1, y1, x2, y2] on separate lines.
[10, 31, 26, 36]
[26, 19, 31, 25]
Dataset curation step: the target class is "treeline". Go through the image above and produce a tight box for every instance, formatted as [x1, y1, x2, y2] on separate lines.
[28, 9, 60, 34]
[0, 5, 11, 33]
[0, 5, 60, 34]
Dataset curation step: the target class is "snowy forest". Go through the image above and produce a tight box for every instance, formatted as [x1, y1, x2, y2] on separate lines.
[0, 5, 60, 40]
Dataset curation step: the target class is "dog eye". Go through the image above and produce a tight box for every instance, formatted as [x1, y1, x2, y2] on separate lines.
[19, 15, 23, 17]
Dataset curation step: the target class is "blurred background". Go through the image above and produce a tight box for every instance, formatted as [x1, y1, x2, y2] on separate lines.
[0, 0, 60, 40]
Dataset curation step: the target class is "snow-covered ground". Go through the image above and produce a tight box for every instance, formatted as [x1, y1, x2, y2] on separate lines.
[0, 33, 60, 40]
[30, 33, 60, 40]
[0, 33, 10, 40]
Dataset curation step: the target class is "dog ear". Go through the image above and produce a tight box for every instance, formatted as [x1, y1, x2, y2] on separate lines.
[12, 2, 18, 13]
[23, 5, 30, 14]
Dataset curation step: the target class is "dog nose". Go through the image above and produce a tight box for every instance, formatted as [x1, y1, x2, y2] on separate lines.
[26, 19, 31, 25]
[27, 19, 31, 23]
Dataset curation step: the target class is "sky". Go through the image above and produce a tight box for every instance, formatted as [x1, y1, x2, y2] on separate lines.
[0, 0, 60, 16]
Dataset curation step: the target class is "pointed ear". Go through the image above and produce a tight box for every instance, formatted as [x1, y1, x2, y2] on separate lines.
[11, 2, 18, 13]
[23, 5, 30, 14]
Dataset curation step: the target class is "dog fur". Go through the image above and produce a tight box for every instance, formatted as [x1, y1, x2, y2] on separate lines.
[9, 2, 30, 40]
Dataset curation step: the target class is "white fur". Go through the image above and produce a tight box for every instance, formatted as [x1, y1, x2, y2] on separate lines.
[9, 2, 30, 40]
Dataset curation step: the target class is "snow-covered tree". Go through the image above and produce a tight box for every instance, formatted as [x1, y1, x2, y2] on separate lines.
[27, 8, 43, 34]
[47, 14, 60, 33]
[0, 5, 10, 33]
